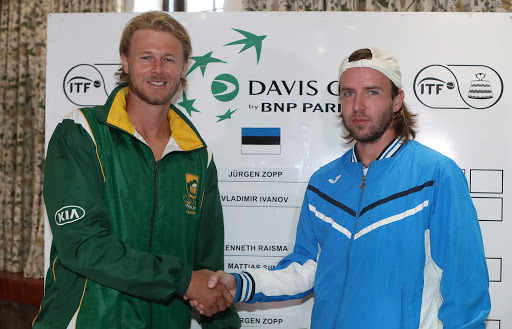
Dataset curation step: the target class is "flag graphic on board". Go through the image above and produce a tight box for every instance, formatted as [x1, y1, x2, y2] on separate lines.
[241, 127, 281, 154]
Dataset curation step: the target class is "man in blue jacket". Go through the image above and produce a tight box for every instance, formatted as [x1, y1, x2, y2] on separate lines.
[193, 47, 491, 328]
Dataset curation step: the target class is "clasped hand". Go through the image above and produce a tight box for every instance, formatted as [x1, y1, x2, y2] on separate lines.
[184, 270, 236, 317]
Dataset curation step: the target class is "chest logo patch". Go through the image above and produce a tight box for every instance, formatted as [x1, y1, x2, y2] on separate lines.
[329, 175, 341, 184]
[183, 173, 199, 215]
[55, 206, 85, 225]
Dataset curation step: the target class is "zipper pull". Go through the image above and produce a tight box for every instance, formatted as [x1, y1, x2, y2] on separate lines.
[360, 174, 366, 189]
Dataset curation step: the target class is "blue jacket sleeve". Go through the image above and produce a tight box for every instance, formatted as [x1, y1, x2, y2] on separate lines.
[234, 188, 317, 303]
[429, 159, 491, 328]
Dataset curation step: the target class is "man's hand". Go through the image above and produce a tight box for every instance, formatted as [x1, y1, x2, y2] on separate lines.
[188, 270, 237, 315]
[184, 269, 234, 317]
[208, 270, 237, 296]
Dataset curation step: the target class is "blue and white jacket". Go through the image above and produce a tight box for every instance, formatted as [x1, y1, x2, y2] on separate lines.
[233, 138, 490, 329]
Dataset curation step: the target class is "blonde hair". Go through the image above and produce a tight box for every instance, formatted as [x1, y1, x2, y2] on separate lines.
[116, 11, 192, 89]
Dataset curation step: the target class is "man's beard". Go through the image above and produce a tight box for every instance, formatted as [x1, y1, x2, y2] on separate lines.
[128, 74, 178, 106]
[342, 105, 394, 144]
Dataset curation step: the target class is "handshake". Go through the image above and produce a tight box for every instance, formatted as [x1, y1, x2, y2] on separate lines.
[184, 269, 236, 317]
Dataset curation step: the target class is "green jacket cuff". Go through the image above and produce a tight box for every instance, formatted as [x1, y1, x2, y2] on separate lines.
[177, 265, 193, 296]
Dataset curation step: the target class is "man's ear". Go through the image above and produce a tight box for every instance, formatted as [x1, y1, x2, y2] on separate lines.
[121, 54, 129, 75]
[393, 89, 405, 113]
[181, 60, 188, 79]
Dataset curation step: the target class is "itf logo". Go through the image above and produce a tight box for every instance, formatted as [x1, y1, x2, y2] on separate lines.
[63, 64, 114, 106]
[413, 65, 503, 110]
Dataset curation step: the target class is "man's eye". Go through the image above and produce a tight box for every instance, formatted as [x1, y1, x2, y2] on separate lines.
[369, 90, 378, 95]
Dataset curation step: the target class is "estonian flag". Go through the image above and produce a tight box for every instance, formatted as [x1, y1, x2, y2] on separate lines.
[241, 127, 281, 154]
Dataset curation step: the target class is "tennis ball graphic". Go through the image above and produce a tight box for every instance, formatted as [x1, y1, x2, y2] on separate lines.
[211, 74, 239, 102]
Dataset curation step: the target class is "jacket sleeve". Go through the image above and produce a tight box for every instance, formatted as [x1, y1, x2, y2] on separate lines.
[44, 117, 192, 301]
[193, 153, 241, 329]
[429, 159, 491, 328]
[233, 186, 317, 303]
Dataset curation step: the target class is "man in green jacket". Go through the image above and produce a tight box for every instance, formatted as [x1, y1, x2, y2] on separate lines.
[33, 11, 240, 329]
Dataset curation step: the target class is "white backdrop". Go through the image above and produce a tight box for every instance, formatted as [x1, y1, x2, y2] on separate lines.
[46, 12, 510, 329]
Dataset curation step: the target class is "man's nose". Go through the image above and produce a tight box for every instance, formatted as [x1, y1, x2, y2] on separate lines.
[152, 60, 163, 73]
[353, 93, 365, 112]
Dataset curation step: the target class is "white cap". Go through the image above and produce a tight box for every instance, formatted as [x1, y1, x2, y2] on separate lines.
[338, 47, 402, 89]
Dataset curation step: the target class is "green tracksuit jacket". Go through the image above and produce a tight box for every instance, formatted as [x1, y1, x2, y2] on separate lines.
[33, 83, 240, 329]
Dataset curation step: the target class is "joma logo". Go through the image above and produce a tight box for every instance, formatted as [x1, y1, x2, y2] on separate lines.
[55, 206, 85, 225]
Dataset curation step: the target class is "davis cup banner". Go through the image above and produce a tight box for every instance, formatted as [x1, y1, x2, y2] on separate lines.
[46, 12, 510, 328]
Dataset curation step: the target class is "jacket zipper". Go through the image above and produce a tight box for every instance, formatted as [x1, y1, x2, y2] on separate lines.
[360, 172, 367, 189]
[148, 160, 159, 329]
[149, 161, 159, 254]
[335, 164, 368, 326]
[101, 123, 204, 328]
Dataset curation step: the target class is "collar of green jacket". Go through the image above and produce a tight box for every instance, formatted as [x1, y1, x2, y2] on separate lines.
[101, 82, 206, 152]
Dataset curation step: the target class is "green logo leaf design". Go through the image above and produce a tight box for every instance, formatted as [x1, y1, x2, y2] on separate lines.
[216, 108, 238, 122]
[225, 29, 267, 65]
[187, 51, 227, 76]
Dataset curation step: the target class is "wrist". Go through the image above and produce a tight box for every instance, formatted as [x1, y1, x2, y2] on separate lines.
[178, 266, 193, 296]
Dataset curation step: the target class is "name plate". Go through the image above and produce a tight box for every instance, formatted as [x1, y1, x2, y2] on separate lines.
[225, 241, 294, 257]
[220, 192, 299, 207]
[218, 168, 300, 182]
